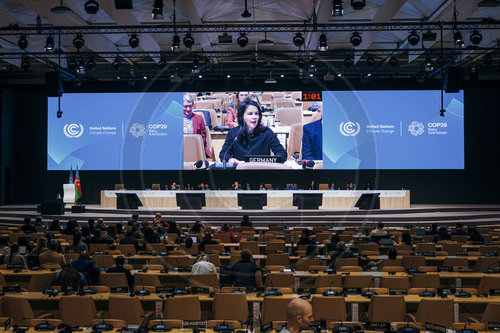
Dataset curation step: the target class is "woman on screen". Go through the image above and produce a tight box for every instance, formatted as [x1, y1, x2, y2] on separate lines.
[219, 99, 287, 164]
[226, 91, 249, 128]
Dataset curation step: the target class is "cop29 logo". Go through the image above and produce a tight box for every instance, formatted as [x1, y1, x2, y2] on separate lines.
[129, 123, 146, 138]
[63, 123, 84, 138]
[408, 121, 424, 136]
[339, 121, 361, 136]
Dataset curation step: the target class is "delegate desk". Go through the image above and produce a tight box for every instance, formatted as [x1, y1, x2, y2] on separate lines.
[101, 190, 410, 209]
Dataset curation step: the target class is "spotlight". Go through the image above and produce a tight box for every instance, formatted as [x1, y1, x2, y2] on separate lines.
[45, 36, 54, 51]
[85, 59, 96, 71]
[226, 74, 231, 78]
[73, 34, 85, 49]
[51, 1, 72, 14]
[408, 30, 420, 46]
[351, 0, 365, 10]
[280, 74, 285, 78]
[350, 32, 362, 47]
[57, 110, 63, 118]
[18, 35, 28, 50]
[84, 0, 99, 14]
[198, 74, 203, 79]
[343, 56, 353, 67]
[389, 56, 398, 67]
[424, 56, 433, 72]
[319, 33, 328, 51]
[183, 34, 194, 48]
[296, 57, 306, 68]
[21, 57, 31, 70]
[129, 34, 139, 48]
[470, 30, 482, 45]
[453, 31, 464, 47]
[143, 75, 148, 80]
[332, 0, 343, 16]
[250, 57, 258, 69]
[77, 61, 85, 74]
[366, 55, 375, 67]
[158, 56, 167, 68]
[483, 54, 493, 66]
[309, 58, 315, 69]
[171, 35, 180, 50]
[152, 0, 163, 19]
[293, 33, 305, 47]
[237, 33, 249, 47]
[68, 58, 77, 70]
[193, 58, 199, 69]
[112, 57, 121, 70]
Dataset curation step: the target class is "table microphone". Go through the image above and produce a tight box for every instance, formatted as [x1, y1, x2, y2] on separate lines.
[222, 127, 244, 169]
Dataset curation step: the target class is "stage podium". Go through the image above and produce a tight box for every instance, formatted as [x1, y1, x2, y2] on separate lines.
[293, 193, 323, 210]
[63, 184, 76, 205]
[116, 193, 143, 209]
[238, 193, 267, 210]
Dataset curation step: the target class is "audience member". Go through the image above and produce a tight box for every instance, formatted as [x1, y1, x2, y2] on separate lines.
[191, 253, 217, 275]
[401, 231, 412, 246]
[434, 226, 451, 242]
[308, 181, 316, 190]
[286, 184, 297, 190]
[17, 236, 31, 254]
[21, 217, 37, 234]
[329, 182, 338, 190]
[365, 181, 373, 190]
[127, 214, 139, 227]
[368, 222, 388, 239]
[283, 298, 314, 333]
[71, 251, 99, 285]
[259, 183, 266, 190]
[88, 218, 98, 235]
[328, 241, 357, 268]
[305, 244, 317, 257]
[106, 256, 134, 289]
[468, 226, 484, 242]
[326, 233, 340, 254]
[89, 229, 114, 244]
[245, 182, 252, 190]
[451, 222, 467, 236]
[0, 237, 9, 256]
[96, 218, 107, 231]
[199, 233, 219, 252]
[51, 265, 87, 291]
[231, 249, 264, 288]
[4, 244, 28, 269]
[39, 239, 65, 267]
[216, 223, 238, 242]
[346, 182, 356, 190]
[30, 237, 48, 255]
[297, 229, 315, 246]
[189, 221, 206, 235]
[241, 215, 252, 227]
[232, 181, 241, 190]
[48, 219, 62, 232]
[425, 223, 439, 236]
[69, 232, 88, 254]
[64, 219, 79, 235]
[120, 230, 140, 251]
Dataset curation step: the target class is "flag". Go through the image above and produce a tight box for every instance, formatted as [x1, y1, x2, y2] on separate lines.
[75, 166, 82, 200]
[69, 165, 74, 184]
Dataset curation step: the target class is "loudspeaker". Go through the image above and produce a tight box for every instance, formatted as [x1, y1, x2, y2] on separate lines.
[45, 72, 63, 97]
[41, 200, 64, 215]
[444, 67, 462, 93]
[114, 0, 133, 9]
[71, 205, 86, 213]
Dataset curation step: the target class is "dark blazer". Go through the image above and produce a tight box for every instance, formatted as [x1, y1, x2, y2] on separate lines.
[302, 119, 323, 160]
[190, 113, 212, 158]
[219, 127, 287, 162]
[71, 257, 99, 284]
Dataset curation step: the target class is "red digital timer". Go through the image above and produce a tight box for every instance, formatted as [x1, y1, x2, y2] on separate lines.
[301, 92, 322, 101]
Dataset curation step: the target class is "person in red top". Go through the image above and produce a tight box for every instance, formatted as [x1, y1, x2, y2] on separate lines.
[183, 93, 212, 158]
[226, 91, 249, 128]
[216, 223, 239, 242]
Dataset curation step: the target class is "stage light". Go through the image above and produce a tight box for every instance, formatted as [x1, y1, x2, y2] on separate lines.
[18, 35, 28, 50]
[57, 110, 63, 118]
[454, 31, 464, 47]
[319, 33, 328, 51]
[241, 0, 251, 17]
[408, 30, 420, 46]
[85, 58, 96, 71]
[351, 0, 365, 10]
[350, 32, 362, 47]
[483, 54, 493, 66]
[77, 61, 85, 74]
[198, 74, 203, 79]
[158, 56, 167, 68]
[152, 0, 163, 19]
[424, 56, 433, 72]
[73, 34, 85, 49]
[73, 76, 82, 87]
[309, 58, 315, 69]
[366, 55, 375, 66]
[226, 74, 231, 78]
[309, 73, 314, 77]
[343, 56, 353, 67]
[21, 57, 31, 70]
[129, 34, 139, 48]
[237, 33, 249, 47]
[280, 74, 285, 78]
[112, 57, 121, 70]
[143, 75, 148, 80]
[296, 57, 306, 68]
[171, 35, 180, 51]
[193, 58, 199, 69]
[68, 58, 77, 70]
[337, 73, 342, 77]
[250, 57, 258, 69]
[183, 34, 194, 48]
[470, 30, 482, 45]
[293, 33, 305, 47]
[45, 36, 54, 51]
[389, 56, 398, 67]
[84, 0, 99, 14]
[332, 0, 343, 16]
[51, 1, 73, 14]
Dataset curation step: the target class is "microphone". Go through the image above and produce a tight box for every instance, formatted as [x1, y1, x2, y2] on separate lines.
[361, 277, 377, 298]
[484, 261, 498, 274]
[322, 280, 338, 296]
[222, 130, 242, 169]
[143, 260, 149, 272]
[194, 160, 209, 170]
[301, 160, 315, 169]
[419, 287, 435, 297]
[406, 259, 419, 275]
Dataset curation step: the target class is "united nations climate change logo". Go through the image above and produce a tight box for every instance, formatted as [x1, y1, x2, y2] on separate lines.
[129, 123, 146, 138]
[339, 121, 360, 136]
[408, 121, 424, 136]
[63, 123, 84, 138]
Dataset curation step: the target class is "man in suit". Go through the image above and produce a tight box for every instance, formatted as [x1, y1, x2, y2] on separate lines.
[39, 239, 65, 267]
[71, 251, 100, 284]
[183, 93, 212, 159]
[301, 108, 322, 160]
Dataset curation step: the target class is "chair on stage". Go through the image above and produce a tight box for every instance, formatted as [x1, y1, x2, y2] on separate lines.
[115, 184, 125, 190]
[151, 184, 161, 190]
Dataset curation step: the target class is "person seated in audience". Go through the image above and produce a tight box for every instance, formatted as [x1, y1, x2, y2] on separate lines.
[191, 253, 217, 275]
[368, 222, 388, 239]
[451, 222, 467, 236]
[127, 213, 139, 227]
[400, 231, 412, 246]
[367, 247, 398, 271]
[328, 241, 357, 268]
[89, 229, 114, 244]
[107, 225, 119, 242]
[183, 93, 212, 159]
[365, 181, 373, 190]
[106, 256, 134, 289]
[329, 182, 338, 190]
[189, 220, 206, 235]
[153, 212, 162, 226]
[286, 184, 297, 190]
[468, 226, 484, 242]
[71, 251, 99, 285]
[48, 219, 62, 232]
[216, 223, 239, 242]
[88, 218, 98, 235]
[21, 217, 36, 234]
[231, 249, 264, 288]
[69, 232, 88, 254]
[51, 264, 88, 291]
[425, 223, 439, 235]
[199, 233, 219, 252]
[17, 236, 31, 254]
[63, 219, 79, 235]
[302, 107, 323, 161]
[232, 181, 241, 190]
[0, 237, 10, 257]
[259, 183, 267, 190]
[30, 237, 48, 255]
[297, 229, 315, 246]
[245, 182, 252, 190]
[96, 218, 107, 231]
[80, 226, 92, 244]
[166, 221, 181, 236]
[305, 244, 317, 257]
[241, 215, 252, 227]
[283, 297, 315, 333]
[141, 220, 159, 244]
[34, 217, 43, 227]
[120, 230, 140, 251]
[4, 244, 28, 269]
[326, 233, 341, 254]
[308, 181, 317, 190]
[433, 226, 451, 242]
[39, 239, 65, 267]
[226, 91, 249, 128]
[346, 182, 356, 190]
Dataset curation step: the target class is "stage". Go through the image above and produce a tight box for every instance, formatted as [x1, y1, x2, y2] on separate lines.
[1, 204, 500, 227]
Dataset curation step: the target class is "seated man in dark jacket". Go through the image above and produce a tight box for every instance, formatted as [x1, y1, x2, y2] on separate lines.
[120, 230, 140, 251]
[105, 255, 133, 289]
[71, 251, 100, 285]
[231, 249, 264, 288]
[328, 241, 358, 268]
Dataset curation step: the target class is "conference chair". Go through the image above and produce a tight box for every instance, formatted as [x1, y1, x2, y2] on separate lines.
[410, 274, 440, 288]
[287, 123, 303, 158]
[93, 254, 115, 269]
[311, 296, 347, 321]
[60, 296, 100, 327]
[164, 296, 201, 320]
[415, 243, 436, 253]
[394, 244, 413, 255]
[333, 258, 359, 270]
[380, 266, 405, 273]
[379, 276, 410, 290]
[260, 296, 294, 325]
[367, 295, 407, 323]
[116, 244, 137, 255]
[313, 275, 342, 289]
[474, 256, 499, 272]
[264, 273, 295, 290]
[189, 274, 219, 292]
[443, 257, 468, 268]
[98, 272, 129, 288]
[27, 272, 55, 291]
[184, 134, 205, 163]
[409, 299, 454, 329]
[378, 259, 402, 270]
[146, 243, 168, 253]
[212, 293, 249, 322]
[3, 296, 60, 326]
[108, 295, 153, 325]
[166, 256, 194, 269]
[151, 184, 161, 190]
[478, 275, 500, 294]
[451, 235, 468, 243]
[294, 257, 321, 271]
[266, 253, 290, 266]
[343, 275, 373, 289]
[265, 240, 286, 253]
[205, 244, 225, 254]
[134, 273, 161, 287]
[89, 243, 108, 253]
[275, 107, 302, 126]
[442, 242, 463, 256]
[479, 245, 497, 255]
[358, 243, 380, 255]
[214, 233, 232, 243]
[401, 256, 426, 270]
[240, 241, 259, 254]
